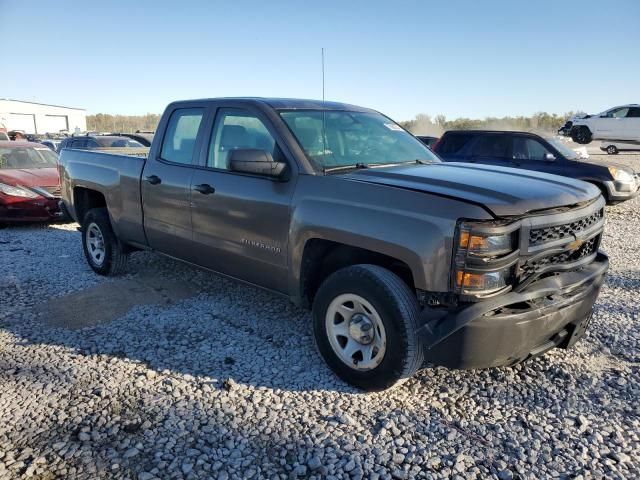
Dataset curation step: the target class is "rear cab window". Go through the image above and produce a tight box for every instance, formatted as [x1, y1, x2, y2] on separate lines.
[160, 108, 204, 165]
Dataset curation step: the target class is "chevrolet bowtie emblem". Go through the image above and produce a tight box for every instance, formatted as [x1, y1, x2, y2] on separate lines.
[567, 238, 584, 250]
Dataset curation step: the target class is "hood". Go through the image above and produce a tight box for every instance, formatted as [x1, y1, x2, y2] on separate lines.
[342, 162, 600, 217]
[576, 157, 635, 174]
[0, 167, 60, 188]
[570, 113, 590, 120]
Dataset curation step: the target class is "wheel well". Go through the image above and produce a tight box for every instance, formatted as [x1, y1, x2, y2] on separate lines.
[300, 239, 415, 307]
[74, 187, 107, 225]
[585, 181, 609, 202]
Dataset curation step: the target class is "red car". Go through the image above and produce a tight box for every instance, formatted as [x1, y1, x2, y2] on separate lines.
[0, 141, 63, 224]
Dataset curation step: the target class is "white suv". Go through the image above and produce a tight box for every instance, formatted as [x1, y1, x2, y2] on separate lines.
[570, 104, 640, 144]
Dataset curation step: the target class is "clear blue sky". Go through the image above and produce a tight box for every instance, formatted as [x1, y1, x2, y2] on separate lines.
[1, 0, 639, 121]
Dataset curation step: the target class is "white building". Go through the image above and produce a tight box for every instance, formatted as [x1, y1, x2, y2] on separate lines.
[0, 99, 86, 134]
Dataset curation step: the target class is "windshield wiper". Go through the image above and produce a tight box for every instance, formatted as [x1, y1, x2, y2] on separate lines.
[323, 163, 370, 173]
[323, 159, 433, 174]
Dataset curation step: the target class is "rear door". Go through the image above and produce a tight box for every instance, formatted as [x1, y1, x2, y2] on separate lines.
[189, 105, 296, 293]
[141, 106, 206, 261]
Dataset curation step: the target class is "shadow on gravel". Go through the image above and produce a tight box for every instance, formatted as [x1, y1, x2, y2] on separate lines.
[2, 224, 348, 392]
[603, 271, 640, 290]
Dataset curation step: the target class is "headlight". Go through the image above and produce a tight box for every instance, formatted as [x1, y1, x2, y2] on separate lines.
[458, 223, 514, 257]
[455, 268, 510, 292]
[453, 221, 518, 296]
[0, 182, 39, 198]
[608, 167, 635, 183]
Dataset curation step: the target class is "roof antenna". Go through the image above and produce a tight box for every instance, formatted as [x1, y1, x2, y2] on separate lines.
[321, 47, 325, 104]
[321, 48, 327, 161]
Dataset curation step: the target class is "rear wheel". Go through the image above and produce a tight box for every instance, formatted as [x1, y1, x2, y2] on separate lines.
[572, 126, 592, 145]
[81, 208, 128, 275]
[606, 145, 618, 155]
[312, 264, 424, 391]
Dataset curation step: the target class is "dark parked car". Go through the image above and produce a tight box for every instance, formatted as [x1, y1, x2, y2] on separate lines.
[114, 132, 154, 147]
[58, 135, 146, 152]
[41, 139, 61, 151]
[416, 135, 438, 148]
[433, 130, 638, 204]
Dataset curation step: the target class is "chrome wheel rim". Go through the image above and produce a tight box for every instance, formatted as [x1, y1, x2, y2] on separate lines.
[86, 222, 106, 266]
[325, 293, 387, 371]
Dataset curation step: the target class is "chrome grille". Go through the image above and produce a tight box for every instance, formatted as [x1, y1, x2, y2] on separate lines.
[529, 209, 603, 246]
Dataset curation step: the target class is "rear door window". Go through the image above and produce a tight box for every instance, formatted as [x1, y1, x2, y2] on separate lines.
[607, 107, 629, 118]
[160, 108, 204, 165]
[437, 133, 473, 155]
[471, 134, 510, 159]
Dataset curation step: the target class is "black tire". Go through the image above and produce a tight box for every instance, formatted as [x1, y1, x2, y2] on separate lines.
[606, 145, 618, 155]
[312, 264, 424, 391]
[81, 208, 128, 276]
[571, 126, 592, 145]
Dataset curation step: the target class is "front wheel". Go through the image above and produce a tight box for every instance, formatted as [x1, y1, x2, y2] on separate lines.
[312, 264, 424, 391]
[82, 208, 128, 276]
[572, 126, 592, 145]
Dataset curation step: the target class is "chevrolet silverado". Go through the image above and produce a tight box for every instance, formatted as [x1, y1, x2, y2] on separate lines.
[59, 98, 609, 391]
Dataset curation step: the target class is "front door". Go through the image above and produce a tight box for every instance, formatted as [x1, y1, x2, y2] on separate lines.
[510, 136, 566, 177]
[189, 107, 296, 293]
[141, 107, 205, 260]
[595, 107, 629, 140]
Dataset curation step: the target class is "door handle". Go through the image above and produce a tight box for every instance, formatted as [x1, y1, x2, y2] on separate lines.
[145, 175, 162, 185]
[193, 183, 216, 195]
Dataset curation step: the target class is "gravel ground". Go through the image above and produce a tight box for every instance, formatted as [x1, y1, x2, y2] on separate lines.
[1, 153, 639, 480]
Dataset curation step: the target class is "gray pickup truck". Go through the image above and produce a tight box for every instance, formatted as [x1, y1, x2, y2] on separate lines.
[59, 98, 609, 391]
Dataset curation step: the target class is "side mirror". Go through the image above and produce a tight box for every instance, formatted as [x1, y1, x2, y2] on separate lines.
[544, 153, 556, 161]
[228, 149, 287, 178]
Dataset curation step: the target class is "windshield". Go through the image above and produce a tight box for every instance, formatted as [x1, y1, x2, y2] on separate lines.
[280, 110, 439, 170]
[0, 147, 59, 169]
[547, 138, 579, 160]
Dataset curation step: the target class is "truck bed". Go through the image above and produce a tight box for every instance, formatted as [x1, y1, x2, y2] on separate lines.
[58, 148, 148, 246]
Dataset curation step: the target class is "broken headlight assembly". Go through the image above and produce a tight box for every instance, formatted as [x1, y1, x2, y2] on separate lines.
[453, 220, 520, 297]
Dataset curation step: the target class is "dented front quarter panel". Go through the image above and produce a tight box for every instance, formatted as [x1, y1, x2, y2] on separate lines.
[287, 174, 493, 300]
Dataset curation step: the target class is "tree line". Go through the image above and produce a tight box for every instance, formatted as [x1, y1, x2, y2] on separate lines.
[399, 112, 580, 137]
[87, 111, 577, 136]
[85, 113, 161, 133]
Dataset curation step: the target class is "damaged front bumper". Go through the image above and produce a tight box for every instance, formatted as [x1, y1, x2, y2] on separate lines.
[419, 252, 609, 369]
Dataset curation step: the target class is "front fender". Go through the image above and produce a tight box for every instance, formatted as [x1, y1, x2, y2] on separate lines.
[287, 175, 493, 301]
